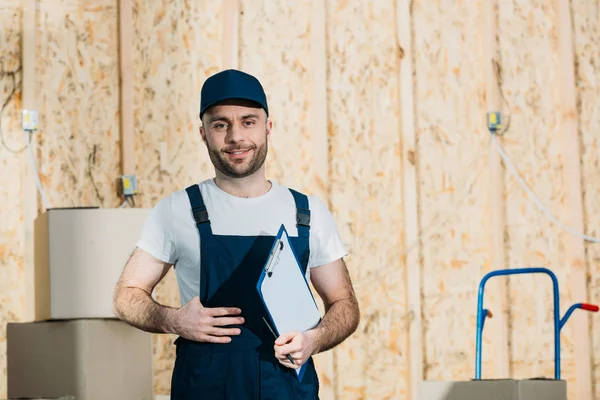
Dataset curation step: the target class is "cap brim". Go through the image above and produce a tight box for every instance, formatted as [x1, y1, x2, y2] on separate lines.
[200, 96, 267, 118]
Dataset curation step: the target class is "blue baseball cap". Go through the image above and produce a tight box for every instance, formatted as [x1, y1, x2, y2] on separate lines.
[199, 69, 269, 119]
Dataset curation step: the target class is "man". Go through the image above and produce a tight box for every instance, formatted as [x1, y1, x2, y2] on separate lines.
[113, 69, 360, 399]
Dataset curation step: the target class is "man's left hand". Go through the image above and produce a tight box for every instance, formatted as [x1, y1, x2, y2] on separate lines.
[274, 330, 318, 369]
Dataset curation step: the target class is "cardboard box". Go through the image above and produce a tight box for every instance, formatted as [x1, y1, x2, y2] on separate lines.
[7, 319, 153, 400]
[33, 207, 149, 320]
[2, 398, 74, 400]
[418, 379, 567, 400]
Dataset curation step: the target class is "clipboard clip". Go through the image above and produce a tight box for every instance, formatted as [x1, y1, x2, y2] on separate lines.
[265, 240, 284, 277]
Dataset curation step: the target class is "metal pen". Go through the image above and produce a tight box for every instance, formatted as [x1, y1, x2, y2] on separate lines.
[263, 316, 295, 366]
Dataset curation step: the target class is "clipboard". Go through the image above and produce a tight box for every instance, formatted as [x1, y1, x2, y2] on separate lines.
[256, 224, 321, 380]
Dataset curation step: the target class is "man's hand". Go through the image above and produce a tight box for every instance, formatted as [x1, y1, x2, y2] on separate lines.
[174, 296, 245, 343]
[114, 248, 245, 342]
[272, 257, 360, 369]
[274, 330, 318, 369]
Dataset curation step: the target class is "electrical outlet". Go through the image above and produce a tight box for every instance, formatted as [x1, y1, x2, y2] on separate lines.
[487, 112, 502, 132]
[22, 109, 39, 132]
[120, 175, 138, 196]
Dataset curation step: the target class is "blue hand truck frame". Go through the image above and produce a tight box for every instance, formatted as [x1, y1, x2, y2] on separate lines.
[475, 267, 598, 380]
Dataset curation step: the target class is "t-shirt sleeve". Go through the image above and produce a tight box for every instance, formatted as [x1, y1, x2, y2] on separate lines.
[136, 195, 178, 264]
[308, 195, 348, 268]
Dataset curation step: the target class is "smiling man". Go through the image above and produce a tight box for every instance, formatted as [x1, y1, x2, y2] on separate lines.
[113, 69, 360, 400]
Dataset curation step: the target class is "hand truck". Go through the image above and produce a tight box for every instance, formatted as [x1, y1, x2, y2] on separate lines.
[475, 267, 598, 380]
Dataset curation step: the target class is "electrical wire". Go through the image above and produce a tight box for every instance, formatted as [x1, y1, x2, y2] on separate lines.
[25, 131, 52, 210]
[120, 195, 134, 208]
[491, 133, 600, 243]
[87, 145, 104, 207]
[490, 57, 599, 243]
[0, 69, 27, 154]
[2, 68, 52, 209]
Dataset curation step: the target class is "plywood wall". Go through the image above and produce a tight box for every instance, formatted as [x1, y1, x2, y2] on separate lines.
[326, 1, 407, 398]
[239, 0, 316, 194]
[572, 2, 600, 398]
[36, 0, 121, 209]
[0, 1, 599, 399]
[412, 0, 491, 385]
[0, 1, 25, 397]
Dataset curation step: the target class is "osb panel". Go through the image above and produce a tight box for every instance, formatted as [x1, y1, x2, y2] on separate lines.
[423, 292, 480, 380]
[132, 0, 221, 209]
[572, 0, 600, 398]
[411, 0, 490, 381]
[326, 0, 406, 398]
[427, 360, 496, 384]
[36, 0, 121, 210]
[131, 0, 222, 393]
[496, 0, 574, 389]
[0, 2, 24, 397]
[239, 0, 315, 194]
[334, 272, 407, 400]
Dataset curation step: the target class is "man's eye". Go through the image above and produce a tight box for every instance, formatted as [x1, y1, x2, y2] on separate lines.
[214, 123, 226, 129]
[244, 121, 255, 126]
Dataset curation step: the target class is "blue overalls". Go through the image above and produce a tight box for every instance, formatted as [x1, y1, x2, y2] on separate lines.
[170, 184, 320, 400]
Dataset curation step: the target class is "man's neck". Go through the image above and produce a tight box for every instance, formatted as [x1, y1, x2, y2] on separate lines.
[213, 172, 272, 198]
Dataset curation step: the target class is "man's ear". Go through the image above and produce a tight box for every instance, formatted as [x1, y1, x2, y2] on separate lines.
[199, 124, 207, 145]
[266, 118, 273, 139]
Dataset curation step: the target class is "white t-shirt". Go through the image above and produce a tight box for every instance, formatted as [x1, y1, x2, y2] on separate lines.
[136, 179, 348, 305]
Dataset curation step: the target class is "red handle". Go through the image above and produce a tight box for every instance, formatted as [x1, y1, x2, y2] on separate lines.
[581, 303, 599, 312]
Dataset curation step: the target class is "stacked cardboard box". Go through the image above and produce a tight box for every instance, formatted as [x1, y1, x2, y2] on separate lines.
[418, 378, 567, 400]
[6, 208, 154, 400]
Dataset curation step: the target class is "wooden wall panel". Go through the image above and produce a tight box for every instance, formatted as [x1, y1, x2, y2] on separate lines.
[411, 0, 490, 381]
[572, 1, 600, 398]
[496, 0, 579, 395]
[0, 2, 24, 397]
[555, 0, 592, 397]
[326, 0, 406, 398]
[130, 0, 223, 394]
[396, 1, 422, 398]
[239, 0, 316, 194]
[131, 0, 221, 208]
[482, 0, 510, 379]
[36, 0, 121, 209]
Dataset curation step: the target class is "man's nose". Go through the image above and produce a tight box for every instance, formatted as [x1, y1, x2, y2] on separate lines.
[226, 123, 243, 143]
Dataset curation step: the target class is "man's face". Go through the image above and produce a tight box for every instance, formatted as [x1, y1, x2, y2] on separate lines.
[200, 102, 271, 179]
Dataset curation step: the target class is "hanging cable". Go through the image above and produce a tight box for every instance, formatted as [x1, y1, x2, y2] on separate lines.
[488, 59, 599, 244]
[87, 144, 105, 207]
[490, 133, 600, 243]
[0, 68, 27, 154]
[25, 127, 52, 210]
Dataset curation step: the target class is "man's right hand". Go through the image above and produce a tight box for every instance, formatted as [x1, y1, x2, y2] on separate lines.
[173, 296, 244, 343]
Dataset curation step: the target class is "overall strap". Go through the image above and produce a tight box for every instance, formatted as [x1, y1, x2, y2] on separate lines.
[289, 188, 310, 239]
[185, 184, 213, 236]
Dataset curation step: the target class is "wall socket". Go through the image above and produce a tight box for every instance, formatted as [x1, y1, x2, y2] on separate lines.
[22, 109, 38, 132]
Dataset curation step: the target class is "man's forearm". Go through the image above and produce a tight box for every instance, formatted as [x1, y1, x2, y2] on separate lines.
[310, 296, 360, 354]
[113, 285, 180, 335]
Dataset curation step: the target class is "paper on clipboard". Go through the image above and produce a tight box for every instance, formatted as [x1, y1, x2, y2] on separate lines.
[257, 224, 321, 378]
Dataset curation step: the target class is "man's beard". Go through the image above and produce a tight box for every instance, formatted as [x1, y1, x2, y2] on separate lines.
[207, 139, 268, 179]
